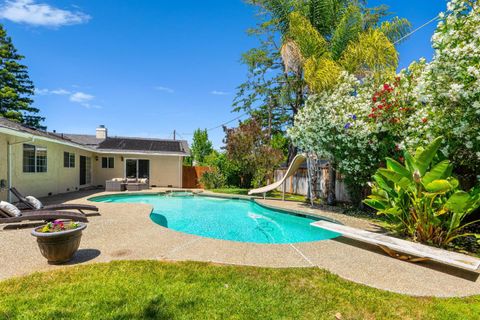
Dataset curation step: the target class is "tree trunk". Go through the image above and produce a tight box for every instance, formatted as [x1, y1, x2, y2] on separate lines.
[267, 100, 272, 140]
[287, 144, 298, 165]
[327, 162, 336, 206]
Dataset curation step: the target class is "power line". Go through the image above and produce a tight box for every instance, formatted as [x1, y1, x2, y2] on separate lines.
[180, 110, 251, 136]
[394, 15, 440, 45]
[206, 111, 250, 131]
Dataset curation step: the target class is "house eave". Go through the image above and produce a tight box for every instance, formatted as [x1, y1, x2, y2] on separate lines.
[94, 148, 189, 157]
[0, 127, 94, 152]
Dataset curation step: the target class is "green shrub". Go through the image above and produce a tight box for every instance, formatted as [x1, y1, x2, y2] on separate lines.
[203, 151, 242, 187]
[364, 137, 480, 247]
[199, 169, 226, 189]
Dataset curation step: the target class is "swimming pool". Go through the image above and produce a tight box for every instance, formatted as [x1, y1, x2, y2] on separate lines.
[89, 193, 340, 244]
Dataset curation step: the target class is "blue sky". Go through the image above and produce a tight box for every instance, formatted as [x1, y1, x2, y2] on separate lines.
[0, 0, 447, 148]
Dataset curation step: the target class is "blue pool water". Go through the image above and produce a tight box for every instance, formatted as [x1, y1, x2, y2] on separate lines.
[89, 194, 340, 244]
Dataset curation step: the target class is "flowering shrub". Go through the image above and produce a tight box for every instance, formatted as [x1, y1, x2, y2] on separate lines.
[288, 72, 380, 203]
[367, 72, 421, 164]
[405, 0, 480, 186]
[40, 220, 80, 233]
[289, 0, 480, 203]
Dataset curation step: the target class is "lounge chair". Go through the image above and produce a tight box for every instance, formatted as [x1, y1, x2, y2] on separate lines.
[311, 220, 480, 272]
[0, 207, 88, 224]
[10, 187, 99, 214]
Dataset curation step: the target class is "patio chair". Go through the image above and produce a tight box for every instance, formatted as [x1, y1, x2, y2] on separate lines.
[0, 206, 88, 224]
[9, 187, 99, 215]
[105, 178, 127, 191]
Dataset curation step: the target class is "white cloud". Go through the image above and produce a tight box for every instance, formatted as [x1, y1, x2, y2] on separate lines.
[50, 88, 71, 95]
[69, 91, 101, 108]
[79, 103, 101, 109]
[69, 91, 93, 103]
[36, 87, 101, 108]
[35, 88, 71, 95]
[35, 88, 49, 95]
[210, 90, 229, 95]
[0, 0, 91, 27]
[154, 86, 174, 93]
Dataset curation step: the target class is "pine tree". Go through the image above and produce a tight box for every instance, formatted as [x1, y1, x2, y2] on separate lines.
[0, 24, 44, 129]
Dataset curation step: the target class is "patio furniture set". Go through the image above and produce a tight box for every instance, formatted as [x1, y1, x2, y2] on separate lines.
[105, 178, 149, 192]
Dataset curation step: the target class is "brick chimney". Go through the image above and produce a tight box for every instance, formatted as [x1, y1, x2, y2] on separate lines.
[96, 125, 107, 139]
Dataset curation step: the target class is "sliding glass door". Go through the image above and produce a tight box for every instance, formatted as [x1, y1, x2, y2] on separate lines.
[79, 156, 92, 185]
[125, 159, 150, 179]
[138, 159, 149, 178]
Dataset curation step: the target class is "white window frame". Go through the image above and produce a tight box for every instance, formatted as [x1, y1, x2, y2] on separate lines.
[124, 158, 150, 179]
[64, 151, 76, 168]
[101, 156, 115, 169]
[23, 144, 47, 173]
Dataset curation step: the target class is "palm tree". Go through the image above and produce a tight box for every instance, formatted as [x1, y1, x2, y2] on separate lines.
[281, 1, 410, 90]
[279, 0, 410, 204]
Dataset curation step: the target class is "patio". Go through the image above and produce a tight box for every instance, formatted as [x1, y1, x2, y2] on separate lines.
[0, 189, 479, 297]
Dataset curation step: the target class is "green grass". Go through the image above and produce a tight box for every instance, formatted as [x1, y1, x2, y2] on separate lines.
[210, 188, 309, 202]
[0, 261, 479, 319]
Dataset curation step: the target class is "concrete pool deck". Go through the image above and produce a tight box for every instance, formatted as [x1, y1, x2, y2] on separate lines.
[0, 189, 479, 297]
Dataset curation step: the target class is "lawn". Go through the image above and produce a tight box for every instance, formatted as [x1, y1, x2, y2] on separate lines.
[0, 261, 479, 319]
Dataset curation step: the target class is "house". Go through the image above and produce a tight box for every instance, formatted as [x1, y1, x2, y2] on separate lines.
[0, 117, 189, 202]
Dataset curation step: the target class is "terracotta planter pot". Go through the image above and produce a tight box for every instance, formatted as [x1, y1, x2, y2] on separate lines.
[31, 223, 87, 264]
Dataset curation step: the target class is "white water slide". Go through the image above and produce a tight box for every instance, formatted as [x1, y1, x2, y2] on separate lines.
[248, 154, 306, 198]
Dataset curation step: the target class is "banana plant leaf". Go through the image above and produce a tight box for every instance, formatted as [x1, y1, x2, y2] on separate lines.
[414, 136, 443, 175]
[373, 174, 393, 194]
[386, 158, 411, 180]
[444, 191, 470, 214]
[424, 179, 452, 193]
[378, 168, 411, 189]
[364, 198, 389, 210]
[422, 160, 451, 186]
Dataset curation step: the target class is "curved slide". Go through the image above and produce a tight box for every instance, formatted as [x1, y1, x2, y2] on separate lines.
[248, 154, 306, 196]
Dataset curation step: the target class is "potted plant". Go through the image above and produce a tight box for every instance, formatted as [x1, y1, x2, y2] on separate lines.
[31, 220, 87, 264]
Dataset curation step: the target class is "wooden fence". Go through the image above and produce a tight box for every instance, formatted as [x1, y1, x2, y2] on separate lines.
[182, 166, 211, 188]
[273, 167, 350, 202]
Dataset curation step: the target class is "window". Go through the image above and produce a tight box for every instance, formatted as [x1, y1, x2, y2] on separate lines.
[101, 157, 114, 168]
[126, 159, 150, 179]
[23, 144, 47, 173]
[64, 152, 75, 168]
